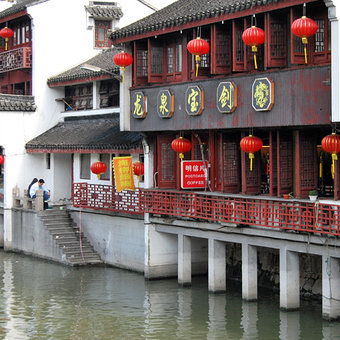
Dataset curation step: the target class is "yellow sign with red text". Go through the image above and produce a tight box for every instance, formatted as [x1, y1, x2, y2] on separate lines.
[112, 156, 135, 192]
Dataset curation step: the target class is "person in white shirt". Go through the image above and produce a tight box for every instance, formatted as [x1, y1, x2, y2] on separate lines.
[29, 178, 50, 209]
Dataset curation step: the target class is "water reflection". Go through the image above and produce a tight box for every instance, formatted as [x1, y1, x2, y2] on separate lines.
[0, 251, 336, 339]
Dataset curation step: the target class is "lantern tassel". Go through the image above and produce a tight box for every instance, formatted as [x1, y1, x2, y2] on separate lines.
[97, 174, 101, 179]
[332, 153, 338, 179]
[5, 38, 8, 51]
[302, 37, 308, 64]
[249, 153, 254, 171]
[254, 54, 257, 70]
[179, 152, 184, 161]
[319, 160, 322, 179]
[195, 55, 200, 77]
[122, 67, 125, 83]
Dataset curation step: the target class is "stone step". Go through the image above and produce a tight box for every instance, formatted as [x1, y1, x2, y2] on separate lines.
[63, 248, 96, 255]
[67, 257, 103, 265]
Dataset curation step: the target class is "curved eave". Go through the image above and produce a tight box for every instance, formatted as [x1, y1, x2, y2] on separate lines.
[48, 73, 113, 88]
[110, 0, 308, 44]
[26, 147, 144, 154]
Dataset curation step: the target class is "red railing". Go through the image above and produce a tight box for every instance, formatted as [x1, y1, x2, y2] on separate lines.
[140, 189, 340, 236]
[0, 47, 32, 73]
[73, 183, 142, 215]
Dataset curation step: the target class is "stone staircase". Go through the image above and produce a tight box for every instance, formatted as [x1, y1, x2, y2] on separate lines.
[39, 208, 103, 266]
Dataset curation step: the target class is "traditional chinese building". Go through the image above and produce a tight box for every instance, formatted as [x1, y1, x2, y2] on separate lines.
[109, 0, 340, 320]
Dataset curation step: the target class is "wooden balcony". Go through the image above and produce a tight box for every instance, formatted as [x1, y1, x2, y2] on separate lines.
[0, 47, 32, 73]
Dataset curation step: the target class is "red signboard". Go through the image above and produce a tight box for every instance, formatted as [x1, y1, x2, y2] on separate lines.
[181, 160, 208, 189]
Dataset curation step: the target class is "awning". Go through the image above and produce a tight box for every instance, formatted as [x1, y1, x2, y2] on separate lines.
[25, 117, 143, 154]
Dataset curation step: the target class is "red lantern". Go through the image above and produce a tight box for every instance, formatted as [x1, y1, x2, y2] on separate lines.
[0, 155, 4, 165]
[240, 135, 263, 171]
[171, 137, 192, 161]
[291, 4, 318, 64]
[133, 161, 144, 181]
[0, 27, 13, 51]
[113, 51, 133, 83]
[322, 133, 340, 179]
[91, 161, 108, 179]
[242, 25, 265, 70]
[187, 37, 210, 77]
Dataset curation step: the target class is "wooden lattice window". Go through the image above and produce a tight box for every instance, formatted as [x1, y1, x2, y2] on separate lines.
[133, 41, 148, 86]
[232, 19, 245, 72]
[137, 50, 148, 76]
[300, 134, 317, 189]
[95, 20, 111, 48]
[65, 84, 93, 111]
[157, 135, 177, 188]
[166, 39, 182, 81]
[99, 80, 119, 108]
[151, 47, 163, 74]
[277, 132, 293, 196]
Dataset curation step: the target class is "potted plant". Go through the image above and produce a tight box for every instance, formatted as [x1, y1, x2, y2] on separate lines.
[309, 190, 318, 201]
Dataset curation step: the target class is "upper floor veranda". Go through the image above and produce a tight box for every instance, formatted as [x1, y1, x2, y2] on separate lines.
[111, 0, 331, 89]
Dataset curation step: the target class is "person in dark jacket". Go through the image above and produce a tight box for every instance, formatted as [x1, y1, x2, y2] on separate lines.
[27, 178, 38, 198]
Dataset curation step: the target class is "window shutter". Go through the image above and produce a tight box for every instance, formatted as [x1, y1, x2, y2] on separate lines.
[266, 12, 287, 68]
[211, 23, 232, 75]
[157, 135, 177, 188]
[277, 131, 293, 197]
[232, 19, 246, 72]
[148, 38, 164, 83]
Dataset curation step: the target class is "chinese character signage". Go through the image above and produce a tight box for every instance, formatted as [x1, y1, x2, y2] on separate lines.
[112, 156, 135, 192]
[252, 77, 274, 111]
[185, 85, 204, 116]
[217, 81, 237, 113]
[157, 89, 174, 118]
[181, 160, 208, 189]
[131, 91, 147, 119]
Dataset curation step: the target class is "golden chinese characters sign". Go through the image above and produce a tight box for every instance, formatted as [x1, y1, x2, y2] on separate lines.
[157, 89, 174, 118]
[185, 85, 204, 116]
[252, 77, 274, 111]
[112, 156, 135, 192]
[217, 81, 237, 113]
[131, 91, 147, 119]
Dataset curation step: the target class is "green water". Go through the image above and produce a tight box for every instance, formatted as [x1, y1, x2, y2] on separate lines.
[0, 251, 338, 340]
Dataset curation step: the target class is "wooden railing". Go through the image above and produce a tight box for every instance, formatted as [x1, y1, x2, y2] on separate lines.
[140, 189, 340, 236]
[12, 187, 44, 211]
[72, 183, 142, 215]
[71, 184, 340, 236]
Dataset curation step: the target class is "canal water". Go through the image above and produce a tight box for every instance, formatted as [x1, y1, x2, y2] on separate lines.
[0, 251, 339, 340]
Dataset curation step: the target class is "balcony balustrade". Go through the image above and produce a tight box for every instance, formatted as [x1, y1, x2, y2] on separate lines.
[72, 184, 340, 236]
[0, 47, 32, 73]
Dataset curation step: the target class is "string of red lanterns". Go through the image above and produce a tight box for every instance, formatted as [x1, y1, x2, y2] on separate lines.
[133, 161, 144, 185]
[187, 36, 210, 77]
[291, 3, 318, 64]
[240, 135, 263, 171]
[113, 51, 133, 83]
[91, 161, 108, 179]
[0, 27, 13, 51]
[321, 133, 340, 179]
[242, 15, 265, 70]
[171, 137, 192, 161]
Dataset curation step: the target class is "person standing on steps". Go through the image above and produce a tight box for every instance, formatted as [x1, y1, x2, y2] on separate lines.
[29, 178, 50, 210]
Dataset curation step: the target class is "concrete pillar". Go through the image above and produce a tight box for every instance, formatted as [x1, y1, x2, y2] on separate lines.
[242, 244, 258, 301]
[322, 255, 340, 320]
[208, 239, 226, 293]
[178, 234, 191, 286]
[280, 248, 300, 311]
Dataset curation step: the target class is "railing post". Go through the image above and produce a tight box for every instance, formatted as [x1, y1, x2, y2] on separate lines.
[23, 189, 31, 209]
[12, 186, 20, 208]
[35, 190, 44, 211]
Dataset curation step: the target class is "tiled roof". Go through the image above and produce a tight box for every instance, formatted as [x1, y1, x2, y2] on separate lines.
[47, 48, 120, 86]
[25, 116, 143, 153]
[0, 0, 49, 20]
[0, 94, 36, 111]
[110, 0, 286, 41]
[85, 5, 123, 20]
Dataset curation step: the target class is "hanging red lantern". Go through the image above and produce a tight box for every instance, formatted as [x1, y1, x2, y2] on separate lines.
[242, 18, 265, 70]
[0, 155, 4, 165]
[240, 135, 263, 171]
[187, 37, 210, 77]
[321, 133, 340, 179]
[0, 27, 13, 51]
[91, 161, 108, 179]
[133, 161, 144, 181]
[291, 4, 318, 64]
[171, 137, 192, 161]
[113, 51, 133, 83]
